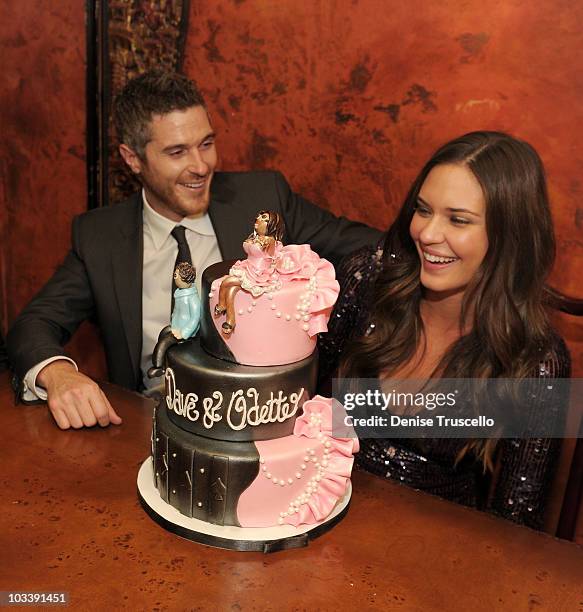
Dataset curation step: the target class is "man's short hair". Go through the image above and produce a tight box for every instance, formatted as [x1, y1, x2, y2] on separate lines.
[113, 69, 206, 158]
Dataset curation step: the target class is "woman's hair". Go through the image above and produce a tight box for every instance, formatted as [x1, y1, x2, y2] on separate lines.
[339, 131, 557, 468]
[257, 210, 285, 242]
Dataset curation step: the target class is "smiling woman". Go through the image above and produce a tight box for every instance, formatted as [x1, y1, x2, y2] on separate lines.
[319, 131, 571, 529]
[411, 164, 488, 299]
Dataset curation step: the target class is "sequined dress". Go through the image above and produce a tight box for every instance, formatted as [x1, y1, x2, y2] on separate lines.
[317, 244, 571, 529]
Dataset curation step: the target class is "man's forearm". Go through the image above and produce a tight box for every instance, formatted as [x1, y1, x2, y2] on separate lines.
[23, 357, 78, 401]
[37, 359, 78, 388]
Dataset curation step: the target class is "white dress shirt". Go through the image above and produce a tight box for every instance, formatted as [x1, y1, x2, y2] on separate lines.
[140, 191, 221, 390]
[23, 190, 222, 399]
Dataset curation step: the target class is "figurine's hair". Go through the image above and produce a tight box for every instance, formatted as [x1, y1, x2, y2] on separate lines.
[257, 210, 284, 242]
[176, 262, 196, 285]
[113, 69, 207, 158]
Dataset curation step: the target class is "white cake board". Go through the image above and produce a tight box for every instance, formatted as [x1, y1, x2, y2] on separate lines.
[137, 458, 352, 552]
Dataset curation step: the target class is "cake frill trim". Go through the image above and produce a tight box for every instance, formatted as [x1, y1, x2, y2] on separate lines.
[283, 395, 359, 527]
[275, 245, 340, 336]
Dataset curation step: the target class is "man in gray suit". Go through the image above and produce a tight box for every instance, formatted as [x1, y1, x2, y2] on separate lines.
[7, 70, 382, 431]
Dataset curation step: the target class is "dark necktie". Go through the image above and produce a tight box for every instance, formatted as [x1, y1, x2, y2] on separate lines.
[170, 225, 193, 313]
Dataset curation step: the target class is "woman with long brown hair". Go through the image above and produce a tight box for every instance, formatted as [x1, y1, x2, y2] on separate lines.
[319, 131, 570, 528]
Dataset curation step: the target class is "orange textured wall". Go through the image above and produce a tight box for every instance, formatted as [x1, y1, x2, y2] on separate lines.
[183, 0, 583, 374]
[1, 2, 581, 377]
[0, 1, 105, 378]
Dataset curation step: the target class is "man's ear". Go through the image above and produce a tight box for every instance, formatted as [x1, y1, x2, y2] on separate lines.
[119, 144, 143, 174]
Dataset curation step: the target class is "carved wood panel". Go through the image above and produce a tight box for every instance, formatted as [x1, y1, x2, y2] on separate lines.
[87, 0, 190, 208]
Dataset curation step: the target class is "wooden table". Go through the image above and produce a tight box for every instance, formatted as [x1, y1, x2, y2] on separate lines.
[1, 371, 582, 611]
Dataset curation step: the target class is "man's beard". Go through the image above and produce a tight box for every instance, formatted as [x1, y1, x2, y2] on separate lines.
[142, 173, 212, 219]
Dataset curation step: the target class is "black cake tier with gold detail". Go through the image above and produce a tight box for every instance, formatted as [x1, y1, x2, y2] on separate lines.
[152, 404, 260, 527]
[163, 338, 318, 442]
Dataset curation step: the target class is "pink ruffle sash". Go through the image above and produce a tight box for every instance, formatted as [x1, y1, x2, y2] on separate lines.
[275, 245, 340, 336]
[284, 395, 359, 527]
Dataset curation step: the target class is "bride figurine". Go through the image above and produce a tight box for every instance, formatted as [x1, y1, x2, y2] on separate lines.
[214, 210, 284, 334]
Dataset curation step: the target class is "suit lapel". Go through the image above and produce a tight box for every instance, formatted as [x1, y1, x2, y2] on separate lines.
[208, 174, 250, 260]
[111, 195, 143, 385]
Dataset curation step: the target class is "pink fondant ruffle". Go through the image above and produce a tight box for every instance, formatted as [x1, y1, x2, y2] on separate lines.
[285, 396, 359, 527]
[275, 245, 340, 337]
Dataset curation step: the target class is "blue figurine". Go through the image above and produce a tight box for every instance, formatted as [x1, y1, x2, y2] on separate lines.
[171, 262, 201, 340]
[148, 262, 200, 379]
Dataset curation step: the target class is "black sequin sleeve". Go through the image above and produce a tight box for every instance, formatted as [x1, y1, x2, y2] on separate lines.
[317, 244, 384, 390]
[489, 337, 572, 529]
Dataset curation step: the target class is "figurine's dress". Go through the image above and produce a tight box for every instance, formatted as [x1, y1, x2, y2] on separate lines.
[228, 240, 282, 297]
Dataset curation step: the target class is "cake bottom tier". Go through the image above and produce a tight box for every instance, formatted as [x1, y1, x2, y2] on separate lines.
[138, 460, 352, 552]
[152, 401, 356, 528]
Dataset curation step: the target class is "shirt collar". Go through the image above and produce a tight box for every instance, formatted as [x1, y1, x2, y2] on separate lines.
[142, 189, 216, 251]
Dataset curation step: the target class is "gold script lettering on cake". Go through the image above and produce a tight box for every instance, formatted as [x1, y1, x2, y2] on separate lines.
[226, 388, 303, 430]
[164, 368, 303, 430]
[165, 368, 199, 421]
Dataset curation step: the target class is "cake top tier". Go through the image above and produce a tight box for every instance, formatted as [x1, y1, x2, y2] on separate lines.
[200, 211, 340, 366]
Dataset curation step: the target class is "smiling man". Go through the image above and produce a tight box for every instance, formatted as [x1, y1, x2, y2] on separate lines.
[119, 104, 217, 221]
[7, 70, 381, 431]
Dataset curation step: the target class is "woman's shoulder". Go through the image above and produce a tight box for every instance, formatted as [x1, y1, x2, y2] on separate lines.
[317, 241, 386, 387]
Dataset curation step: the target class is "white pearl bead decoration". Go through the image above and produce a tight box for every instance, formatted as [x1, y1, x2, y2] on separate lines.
[260, 422, 335, 523]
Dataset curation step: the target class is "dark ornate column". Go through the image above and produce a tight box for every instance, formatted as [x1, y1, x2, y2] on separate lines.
[86, 0, 190, 208]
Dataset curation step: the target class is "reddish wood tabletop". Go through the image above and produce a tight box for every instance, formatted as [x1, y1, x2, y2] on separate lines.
[1, 371, 582, 611]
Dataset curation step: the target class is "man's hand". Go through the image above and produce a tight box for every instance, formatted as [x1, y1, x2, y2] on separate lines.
[172, 328, 182, 340]
[37, 361, 122, 430]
